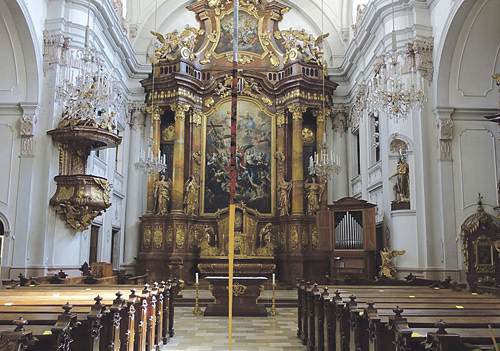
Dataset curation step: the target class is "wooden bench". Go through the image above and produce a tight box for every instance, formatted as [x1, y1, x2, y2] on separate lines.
[297, 280, 500, 351]
[0, 279, 181, 351]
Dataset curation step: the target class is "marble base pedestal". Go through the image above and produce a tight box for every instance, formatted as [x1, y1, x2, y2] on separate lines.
[204, 276, 268, 317]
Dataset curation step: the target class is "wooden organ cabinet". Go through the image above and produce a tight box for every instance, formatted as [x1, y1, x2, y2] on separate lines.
[317, 197, 377, 280]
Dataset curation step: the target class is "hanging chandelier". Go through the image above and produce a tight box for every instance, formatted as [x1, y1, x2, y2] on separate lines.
[308, 0, 341, 183]
[308, 132, 341, 183]
[368, 0, 426, 120]
[56, 0, 118, 132]
[134, 137, 167, 175]
[134, 0, 167, 176]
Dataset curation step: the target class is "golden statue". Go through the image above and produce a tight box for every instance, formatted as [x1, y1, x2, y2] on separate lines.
[153, 175, 171, 215]
[183, 176, 199, 215]
[305, 178, 324, 216]
[277, 178, 292, 216]
[378, 246, 406, 279]
[256, 223, 275, 256]
[390, 151, 410, 203]
[198, 225, 218, 256]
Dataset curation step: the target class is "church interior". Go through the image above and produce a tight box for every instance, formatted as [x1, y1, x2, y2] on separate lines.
[0, 0, 500, 349]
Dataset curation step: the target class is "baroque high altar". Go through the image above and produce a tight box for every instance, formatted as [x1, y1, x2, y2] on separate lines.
[137, 0, 338, 285]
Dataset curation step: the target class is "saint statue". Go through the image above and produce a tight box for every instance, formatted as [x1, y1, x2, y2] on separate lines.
[305, 178, 324, 216]
[183, 176, 199, 215]
[277, 178, 292, 216]
[390, 152, 410, 202]
[153, 175, 171, 215]
[256, 223, 275, 256]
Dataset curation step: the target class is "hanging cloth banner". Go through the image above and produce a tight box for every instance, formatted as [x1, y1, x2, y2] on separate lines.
[228, 0, 239, 350]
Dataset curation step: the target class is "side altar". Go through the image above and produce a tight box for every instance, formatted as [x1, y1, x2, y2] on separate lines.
[135, 0, 338, 285]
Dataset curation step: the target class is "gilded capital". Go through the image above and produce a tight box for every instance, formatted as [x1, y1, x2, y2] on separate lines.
[276, 111, 286, 127]
[147, 105, 164, 121]
[170, 103, 190, 122]
[313, 108, 331, 124]
[288, 104, 307, 121]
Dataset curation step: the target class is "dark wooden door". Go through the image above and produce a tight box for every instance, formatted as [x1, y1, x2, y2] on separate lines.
[89, 225, 99, 264]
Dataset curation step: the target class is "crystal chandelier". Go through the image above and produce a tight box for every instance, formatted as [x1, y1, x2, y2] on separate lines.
[308, 133, 341, 183]
[368, 0, 426, 120]
[56, 0, 118, 132]
[134, 137, 167, 175]
[134, 0, 166, 176]
[307, 0, 341, 183]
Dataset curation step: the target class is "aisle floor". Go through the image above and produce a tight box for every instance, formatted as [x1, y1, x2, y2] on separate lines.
[162, 306, 306, 351]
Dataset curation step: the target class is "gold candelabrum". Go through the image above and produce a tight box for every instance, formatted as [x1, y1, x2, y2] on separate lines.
[269, 282, 278, 316]
[192, 282, 203, 315]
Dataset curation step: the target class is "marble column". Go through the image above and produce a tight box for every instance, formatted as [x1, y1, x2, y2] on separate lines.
[145, 105, 163, 214]
[289, 104, 307, 215]
[123, 105, 146, 269]
[170, 103, 190, 213]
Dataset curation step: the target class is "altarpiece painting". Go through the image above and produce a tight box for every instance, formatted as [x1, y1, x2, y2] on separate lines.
[203, 98, 274, 214]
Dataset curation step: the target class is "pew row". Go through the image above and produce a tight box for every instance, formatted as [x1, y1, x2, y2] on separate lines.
[0, 279, 181, 351]
[297, 280, 500, 351]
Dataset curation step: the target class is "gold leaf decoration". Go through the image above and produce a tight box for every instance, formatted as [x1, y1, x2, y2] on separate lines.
[176, 225, 185, 249]
[143, 226, 152, 249]
[153, 225, 163, 249]
[204, 97, 215, 108]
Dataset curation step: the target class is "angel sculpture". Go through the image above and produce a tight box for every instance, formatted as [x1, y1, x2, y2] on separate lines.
[378, 247, 406, 279]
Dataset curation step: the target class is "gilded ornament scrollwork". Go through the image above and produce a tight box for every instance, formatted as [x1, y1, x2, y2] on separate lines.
[261, 96, 273, 107]
[227, 283, 247, 297]
[191, 110, 203, 126]
[162, 125, 175, 142]
[276, 111, 285, 127]
[153, 225, 163, 249]
[150, 26, 205, 62]
[143, 226, 152, 249]
[56, 186, 74, 202]
[302, 128, 314, 144]
[274, 29, 329, 68]
[204, 97, 215, 108]
[176, 225, 185, 249]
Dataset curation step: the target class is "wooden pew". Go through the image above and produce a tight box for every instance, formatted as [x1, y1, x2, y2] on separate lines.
[0, 281, 179, 351]
[299, 282, 500, 351]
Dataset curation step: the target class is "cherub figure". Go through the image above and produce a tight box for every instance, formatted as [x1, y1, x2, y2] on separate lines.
[378, 247, 406, 279]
